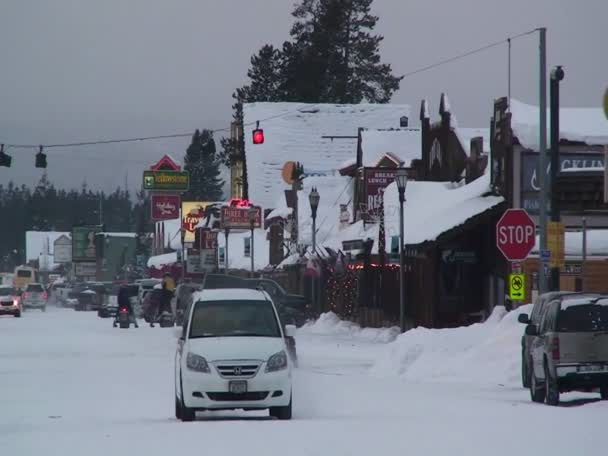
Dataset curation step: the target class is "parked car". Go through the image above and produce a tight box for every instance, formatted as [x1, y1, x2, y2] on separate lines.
[248, 278, 311, 326]
[174, 281, 204, 326]
[22, 283, 48, 311]
[0, 285, 21, 317]
[175, 288, 295, 421]
[518, 291, 600, 387]
[524, 294, 608, 405]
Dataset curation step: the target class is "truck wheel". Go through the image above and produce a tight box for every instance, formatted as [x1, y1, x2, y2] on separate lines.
[530, 365, 546, 403]
[600, 386, 608, 400]
[14, 312, 21, 318]
[544, 363, 559, 406]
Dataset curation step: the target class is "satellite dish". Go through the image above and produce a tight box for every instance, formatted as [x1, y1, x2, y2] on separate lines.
[282, 161, 296, 184]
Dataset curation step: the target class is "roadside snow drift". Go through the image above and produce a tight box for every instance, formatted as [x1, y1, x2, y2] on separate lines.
[298, 312, 400, 344]
[371, 305, 531, 386]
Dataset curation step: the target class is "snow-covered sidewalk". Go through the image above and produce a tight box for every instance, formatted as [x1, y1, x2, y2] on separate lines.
[0, 306, 604, 456]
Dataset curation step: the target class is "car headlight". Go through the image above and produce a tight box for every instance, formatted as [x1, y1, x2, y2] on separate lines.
[186, 353, 210, 373]
[265, 350, 288, 373]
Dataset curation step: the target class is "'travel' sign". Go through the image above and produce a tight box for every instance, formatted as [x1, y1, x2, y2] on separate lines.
[496, 209, 536, 261]
[151, 194, 180, 221]
[221, 206, 262, 230]
[181, 202, 213, 243]
[143, 170, 189, 191]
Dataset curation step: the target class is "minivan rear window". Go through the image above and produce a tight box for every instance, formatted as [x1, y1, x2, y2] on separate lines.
[557, 304, 608, 332]
[26, 284, 44, 292]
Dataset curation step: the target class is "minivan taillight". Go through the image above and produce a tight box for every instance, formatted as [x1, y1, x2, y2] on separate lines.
[551, 336, 560, 360]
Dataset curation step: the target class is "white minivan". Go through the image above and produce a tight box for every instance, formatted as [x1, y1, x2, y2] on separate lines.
[175, 288, 295, 421]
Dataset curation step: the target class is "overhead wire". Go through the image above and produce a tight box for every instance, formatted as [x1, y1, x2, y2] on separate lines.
[1, 28, 539, 152]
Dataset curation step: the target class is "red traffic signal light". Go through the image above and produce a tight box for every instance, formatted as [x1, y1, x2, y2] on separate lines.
[252, 128, 264, 144]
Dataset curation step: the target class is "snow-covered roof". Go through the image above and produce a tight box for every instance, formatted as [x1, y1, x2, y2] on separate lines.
[98, 232, 137, 238]
[510, 98, 608, 149]
[360, 128, 421, 167]
[147, 252, 177, 269]
[321, 174, 503, 252]
[244, 102, 411, 209]
[270, 174, 355, 249]
[266, 206, 293, 220]
[25, 231, 71, 262]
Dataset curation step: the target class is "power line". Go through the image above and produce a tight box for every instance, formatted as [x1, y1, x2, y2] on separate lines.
[1, 28, 539, 151]
[1, 104, 318, 151]
[401, 28, 537, 79]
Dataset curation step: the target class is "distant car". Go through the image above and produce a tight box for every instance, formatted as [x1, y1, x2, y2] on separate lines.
[174, 282, 204, 326]
[518, 292, 600, 387]
[175, 288, 295, 421]
[21, 283, 47, 311]
[0, 286, 21, 317]
[524, 294, 608, 405]
[98, 284, 121, 318]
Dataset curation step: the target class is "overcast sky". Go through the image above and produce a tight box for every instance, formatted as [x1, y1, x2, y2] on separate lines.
[1, 0, 606, 193]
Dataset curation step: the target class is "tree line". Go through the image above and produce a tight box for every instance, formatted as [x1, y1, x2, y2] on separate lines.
[0, 175, 151, 272]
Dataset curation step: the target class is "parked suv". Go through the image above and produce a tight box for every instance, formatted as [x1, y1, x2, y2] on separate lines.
[22, 283, 48, 311]
[518, 292, 599, 387]
[523, 295, 608, 405]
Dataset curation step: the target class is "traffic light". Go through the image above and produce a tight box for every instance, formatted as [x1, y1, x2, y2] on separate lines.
[35, 146, 47, 168]
[0, 144, 11, 168]
[252, 121, 264, 144]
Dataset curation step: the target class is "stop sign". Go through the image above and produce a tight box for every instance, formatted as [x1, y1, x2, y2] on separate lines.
[496, 209, 536, 261]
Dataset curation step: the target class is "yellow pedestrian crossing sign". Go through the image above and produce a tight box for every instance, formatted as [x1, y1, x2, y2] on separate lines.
[509, 273, 526, 301]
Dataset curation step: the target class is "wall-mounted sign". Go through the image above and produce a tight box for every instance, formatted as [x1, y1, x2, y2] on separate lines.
[74, 262, 97, 277]
[221, 206, 262, 230]
[143, 170, 189, 191]
[521, 151, 604, 213]
[181, 202, 214, 243]
[72, 226, 102, 262]
[363, 168, 396, 219]
[151, 194, 180, 221]
[53, 235, 72, 263]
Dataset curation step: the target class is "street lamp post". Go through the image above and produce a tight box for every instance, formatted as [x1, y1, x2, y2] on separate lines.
[308, 187, 320, 313]
[248, 206, 257, 278]
[395, 169, 409, 332]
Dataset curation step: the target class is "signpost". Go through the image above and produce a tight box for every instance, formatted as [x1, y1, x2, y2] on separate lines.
[509, 273, 526, 301]
[547, 221, 565, 268]
[143, 170, 189, 191]
[72, 226, 102, 262]
[221, 206, 262, 230]
[53, 235, 72, 263]
[496, 209, 536, 261]
[151, 194, 180, 221]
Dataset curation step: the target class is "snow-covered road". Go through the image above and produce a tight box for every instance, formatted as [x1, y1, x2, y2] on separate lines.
[0, 307, 604, 455]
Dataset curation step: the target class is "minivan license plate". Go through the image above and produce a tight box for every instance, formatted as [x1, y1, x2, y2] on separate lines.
[229, 381, 247, 394]
[578, 365, 607, 373]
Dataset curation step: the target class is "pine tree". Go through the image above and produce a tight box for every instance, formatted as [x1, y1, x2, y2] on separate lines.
[184, 129, 224, 201]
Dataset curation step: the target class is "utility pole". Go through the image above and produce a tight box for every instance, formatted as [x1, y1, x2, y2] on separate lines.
[549, 65, 565, 291]
[538, 27, 549, 295]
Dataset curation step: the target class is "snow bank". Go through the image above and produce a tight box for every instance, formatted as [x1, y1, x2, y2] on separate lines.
[371, 305, 531, 386]
[299, 312, 400, 344]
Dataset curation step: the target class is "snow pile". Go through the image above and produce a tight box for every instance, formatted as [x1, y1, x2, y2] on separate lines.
[299, 312, 400, 344]
[510, 98, 608, 149]
[371, 305, 531, 386]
